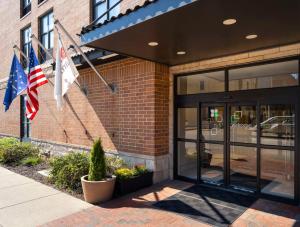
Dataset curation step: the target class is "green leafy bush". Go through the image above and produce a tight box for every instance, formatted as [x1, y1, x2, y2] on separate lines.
[115, 168, 134, 180]
[133, 165, 148, 175]
[49, 152, 89, 191]
[88, 139, 106, 181]
[0, 137, 18, 150]
[115, 165, 149, 180]
[0, 138, 39, 164]
[21, 156, 42, 166]
[0, 137, 18, 161]
[106, 155, 126, 175]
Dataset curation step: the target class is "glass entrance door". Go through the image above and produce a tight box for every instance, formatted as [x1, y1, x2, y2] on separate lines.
[200, 104, 225, 185]
[229, 105, 258, 191]
[178, 97, 297, 200]
[259, 104, 295, 199]
[227, 103, 296, 198]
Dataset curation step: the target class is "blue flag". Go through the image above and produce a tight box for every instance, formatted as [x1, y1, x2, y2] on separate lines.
[3, 54, 28, 111]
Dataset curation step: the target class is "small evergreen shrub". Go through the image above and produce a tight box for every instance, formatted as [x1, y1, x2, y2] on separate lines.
[88, 139, 106, 181]
[49, 152, 89, 191]
[0, 138, 39, 164]
[21, 156, 42, 166]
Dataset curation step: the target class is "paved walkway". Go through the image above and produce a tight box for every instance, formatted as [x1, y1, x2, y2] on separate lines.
[42, 181, 300, 227]
[1, 166, 300, 227]
[0, 167, 92, 227]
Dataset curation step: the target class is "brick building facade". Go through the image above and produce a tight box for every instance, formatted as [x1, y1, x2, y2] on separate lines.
[0, 0, 300, 195]
[0, 0, 170, 182]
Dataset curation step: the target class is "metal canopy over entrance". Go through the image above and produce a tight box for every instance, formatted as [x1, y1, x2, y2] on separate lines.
[81, 0, 300, 66]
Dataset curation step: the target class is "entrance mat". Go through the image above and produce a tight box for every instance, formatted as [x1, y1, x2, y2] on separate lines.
[230, 173, 272, 190]
[153, 185, 257, 227]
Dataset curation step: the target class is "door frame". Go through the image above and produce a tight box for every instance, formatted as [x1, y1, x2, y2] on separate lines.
[173, 55, 300, 204]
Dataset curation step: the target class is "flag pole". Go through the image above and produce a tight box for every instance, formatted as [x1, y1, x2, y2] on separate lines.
[54, 19, 116, 93]
[13, 45, 29, 62]
[31, 34, 55, 60]
[30, 33, 85, 93]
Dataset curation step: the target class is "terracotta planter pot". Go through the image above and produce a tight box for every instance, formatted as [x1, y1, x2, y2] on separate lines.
[81, 175, 116, 204]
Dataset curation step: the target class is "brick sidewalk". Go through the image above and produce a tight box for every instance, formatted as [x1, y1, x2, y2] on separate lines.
[42, 180, 300, 227]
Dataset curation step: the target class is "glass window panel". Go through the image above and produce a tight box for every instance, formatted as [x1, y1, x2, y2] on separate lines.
[24, 0, 31, 7]
[178, 142, 197, 179]
[261, 148, 294, 199]
[95, 2, 107, 23]
[201, 143, 224, 184]
[23, 27, 31, 43]
[230, 146, 257, 189]
[177, 71, 225, 95]
[230, 106, 257, 143]
[109, 0, 120, 18]
[24, 45, 28, 56]
[22, 27, 31, 60]
[201, 106, 224, 141]
[27, 27, 31, 43]
[229, 60, 299, 91]
[42, 34, 48, 49]
[48, 12, 54, 30]
[177, 108, 197, 140]
[49, 31, 54, 48]
[260, 105, 295, 146]
[41, 16, 49, 33]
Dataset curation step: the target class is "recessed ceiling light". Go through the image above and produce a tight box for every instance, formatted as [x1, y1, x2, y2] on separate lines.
[223, 18, 237, 25]
[246, 34, 258, 40]
[148, 42, 158, 46]
[177, 51, 186, 55]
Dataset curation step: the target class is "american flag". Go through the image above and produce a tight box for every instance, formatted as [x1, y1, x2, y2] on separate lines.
[26, 47, 48, 120]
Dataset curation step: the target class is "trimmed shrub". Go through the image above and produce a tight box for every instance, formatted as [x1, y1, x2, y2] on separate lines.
[0, 138, 39, 164]
[88, 139, 106, 181]
[49, 152, 89, 191]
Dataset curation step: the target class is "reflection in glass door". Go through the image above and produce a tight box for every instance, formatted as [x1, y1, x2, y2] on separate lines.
[177, 101, 297, 200]
[229, 105, 257, 190]
[200, 105, 224, 185]
[260, 104, 295, 199]
[177, 108, 198, 180]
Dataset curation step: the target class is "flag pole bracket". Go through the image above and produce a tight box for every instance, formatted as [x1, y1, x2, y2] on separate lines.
[109, 83, 118, 93]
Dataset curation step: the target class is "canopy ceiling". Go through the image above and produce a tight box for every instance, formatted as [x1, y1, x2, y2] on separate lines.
[81, 0, 300, 66]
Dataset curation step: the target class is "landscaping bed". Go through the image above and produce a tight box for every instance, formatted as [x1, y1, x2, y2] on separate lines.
[0, 137, 154, 203]
[0, 162, 84, 200]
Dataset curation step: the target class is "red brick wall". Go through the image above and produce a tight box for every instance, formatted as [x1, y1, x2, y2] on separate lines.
[0, 58, 170, 156]
[0, 0, 170, 157]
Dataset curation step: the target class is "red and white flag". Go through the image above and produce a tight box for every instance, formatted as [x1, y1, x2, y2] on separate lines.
[26, 46, 48, 120]
[54, 35, 79, 110]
